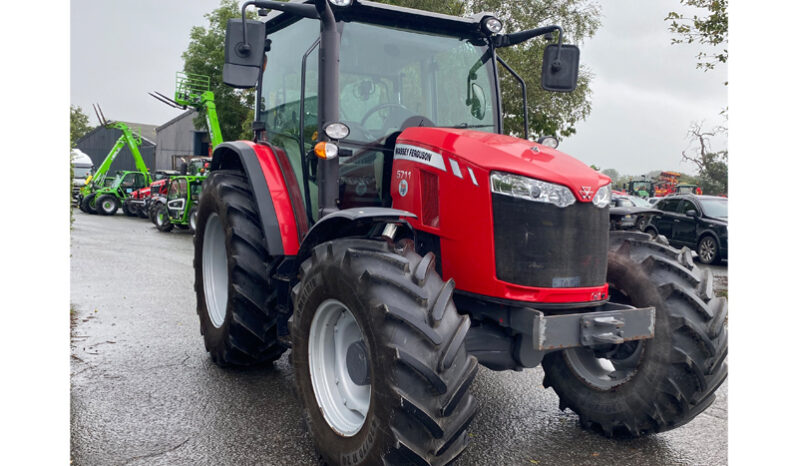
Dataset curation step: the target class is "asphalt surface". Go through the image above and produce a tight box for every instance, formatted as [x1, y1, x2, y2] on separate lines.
[70, 211, 728, 465]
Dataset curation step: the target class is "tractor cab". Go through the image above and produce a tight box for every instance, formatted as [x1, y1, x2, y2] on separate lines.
[110, 171, 149, 195]
[152, 175, 204, 233]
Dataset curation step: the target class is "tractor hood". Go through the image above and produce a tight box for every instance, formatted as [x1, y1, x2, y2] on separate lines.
[396, 127, 610, 200]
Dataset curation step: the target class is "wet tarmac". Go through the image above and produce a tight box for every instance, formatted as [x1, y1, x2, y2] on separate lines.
[70, 211, 727, 465]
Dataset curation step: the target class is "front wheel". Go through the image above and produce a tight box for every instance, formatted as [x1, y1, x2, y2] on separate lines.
[153, 204, 173, 232]
[122, 200, 138, 217]
[292, 239, 478, 465]
[541, 231, 727, 437]
[96, 195, 119, 216]
[81, 193, 98, 215]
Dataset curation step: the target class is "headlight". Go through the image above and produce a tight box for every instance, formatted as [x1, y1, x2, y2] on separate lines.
[592, 184, 611, 208]
[490, 171, 575, 208]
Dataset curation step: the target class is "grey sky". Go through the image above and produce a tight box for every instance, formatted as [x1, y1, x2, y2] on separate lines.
[70, 0, 727, 177]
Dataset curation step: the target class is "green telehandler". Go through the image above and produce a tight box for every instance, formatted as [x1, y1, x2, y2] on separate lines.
[78, 105, 152, 215]
[148, 72, 223, 232]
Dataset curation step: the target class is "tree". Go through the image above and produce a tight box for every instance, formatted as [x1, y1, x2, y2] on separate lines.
[601, 168, 619, 182]
[666, 0, 728, 72]
[182, 0, 256, 142]
[382, 0, 601, 139]
[680, 121, 727, 195]
[70, 105, 93, 149]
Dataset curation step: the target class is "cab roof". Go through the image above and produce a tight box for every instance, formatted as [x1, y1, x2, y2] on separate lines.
[264, 0, 494, 40]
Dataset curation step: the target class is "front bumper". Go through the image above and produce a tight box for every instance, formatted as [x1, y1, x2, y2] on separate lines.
[458, 291, 655, 370]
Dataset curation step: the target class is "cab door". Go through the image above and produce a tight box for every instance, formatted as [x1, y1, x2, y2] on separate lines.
[166, 178, 187, 220]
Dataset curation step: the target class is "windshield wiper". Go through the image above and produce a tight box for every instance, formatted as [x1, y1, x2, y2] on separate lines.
[444, 123, 495, 129]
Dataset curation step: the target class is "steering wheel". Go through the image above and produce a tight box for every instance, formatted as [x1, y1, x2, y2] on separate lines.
[360, 103, 413, 129]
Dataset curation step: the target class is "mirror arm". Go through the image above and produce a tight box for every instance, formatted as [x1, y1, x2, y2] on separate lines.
[496, 55, 528, 140]
[239, 1, 320, 55]
[493, 25, 562, 49]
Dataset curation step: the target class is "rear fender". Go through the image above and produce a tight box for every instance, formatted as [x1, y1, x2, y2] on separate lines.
[211, 141, 307, 256]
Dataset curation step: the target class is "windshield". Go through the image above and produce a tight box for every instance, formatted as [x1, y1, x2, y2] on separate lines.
[73, 167, 92, 178]
[699, 198, 728, 218]
[337, 22, 496, 143]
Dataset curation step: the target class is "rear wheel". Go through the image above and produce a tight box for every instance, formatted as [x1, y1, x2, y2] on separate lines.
[96, 195, 119, 216]
[153, 204, 173, 232]
[292, 239, 478, 465]
[542, 231, 727, 437]
[194, 170, 286, 366]
[697, 235, 720, 265]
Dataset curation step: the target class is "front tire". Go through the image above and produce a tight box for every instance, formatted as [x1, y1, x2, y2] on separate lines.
[153, 204, 173, 232]
[541, 231, 727, 437]
[122, 200, 138, 217]
[292, 239, 478, 465]
[96, 195, 119, 216]
[194, 170, 286, 366]
[81, 193, 98, 215]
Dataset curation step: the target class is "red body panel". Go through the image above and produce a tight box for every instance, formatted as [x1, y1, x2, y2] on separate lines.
[244, 141, 304, 255]
[391, 128, 610, 304]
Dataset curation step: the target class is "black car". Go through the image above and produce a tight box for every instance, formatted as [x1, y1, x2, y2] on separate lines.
[645, 194, 728, 264]
[610, 195, 660, 231]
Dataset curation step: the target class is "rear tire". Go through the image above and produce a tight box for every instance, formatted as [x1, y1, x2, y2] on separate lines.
[697, 235, 720, 265]
[96, 195, 119, 216]
[194, 170, 286, 366]
[292, 239, 478, 465]
[153, 204, 173, 232]
[541, 231, 728, 437]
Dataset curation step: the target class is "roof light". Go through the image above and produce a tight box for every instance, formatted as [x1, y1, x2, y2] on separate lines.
[482, 16, 503, 34]
[314, 142, 338, 160]
[324, 122, 350, 140]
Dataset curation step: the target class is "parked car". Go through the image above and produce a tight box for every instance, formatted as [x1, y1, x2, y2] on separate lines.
[609, 195, 660, 231]
[644, 194, 728, 264]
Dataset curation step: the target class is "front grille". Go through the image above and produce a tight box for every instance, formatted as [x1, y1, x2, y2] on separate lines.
[492, 194, 609, 288]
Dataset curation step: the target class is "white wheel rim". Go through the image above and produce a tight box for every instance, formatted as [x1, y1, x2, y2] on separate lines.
[202, 213, 228, 328]
[308, 299, 371, 437]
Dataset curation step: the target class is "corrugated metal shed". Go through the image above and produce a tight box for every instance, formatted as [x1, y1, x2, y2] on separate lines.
[154, 110, 209, 171]
[75, 121, 157, 175]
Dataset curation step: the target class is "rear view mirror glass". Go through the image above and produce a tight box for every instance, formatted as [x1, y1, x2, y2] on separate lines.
[541, 44, 580, 92]
[223, 19, 266, 89]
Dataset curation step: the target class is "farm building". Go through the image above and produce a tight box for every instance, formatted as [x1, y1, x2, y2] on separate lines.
[76, 122, 157, 174]
[154, 109, 212, 171]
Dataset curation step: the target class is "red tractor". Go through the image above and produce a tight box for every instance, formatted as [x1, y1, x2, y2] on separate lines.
[193, 2, 727, 464]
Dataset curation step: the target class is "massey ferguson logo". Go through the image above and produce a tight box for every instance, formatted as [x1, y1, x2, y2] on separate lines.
[579, 186, 593, 200]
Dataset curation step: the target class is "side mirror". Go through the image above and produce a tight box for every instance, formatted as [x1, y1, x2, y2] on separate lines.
[469, 83, 486, 120]
[686, 209, 698, 217]
[541, 44, 580, 92]
[223, 19, 266, 89]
